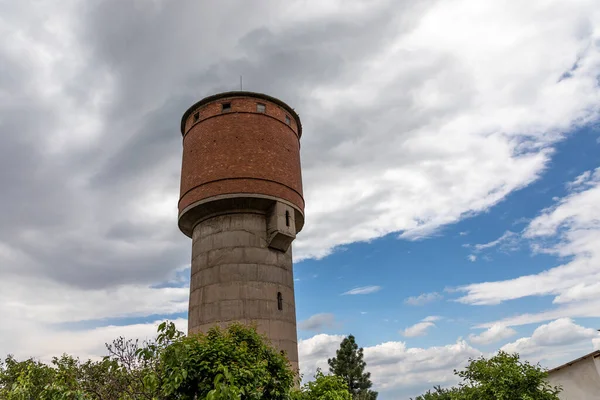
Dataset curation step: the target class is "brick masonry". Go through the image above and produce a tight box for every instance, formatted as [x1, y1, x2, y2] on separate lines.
[179, 94, 304, 214]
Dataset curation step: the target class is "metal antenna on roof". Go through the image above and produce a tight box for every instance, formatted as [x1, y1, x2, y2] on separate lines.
[240, 75, 243, 90]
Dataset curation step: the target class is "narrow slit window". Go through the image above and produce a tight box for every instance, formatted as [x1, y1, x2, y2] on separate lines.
[285, 115, 291, 125]
[277, 292, 283, 311]
[222, 102, 231, 112]
[285, 210, 290, 227]
[193, 112, 200, 122]
[257, 103, 266, 113]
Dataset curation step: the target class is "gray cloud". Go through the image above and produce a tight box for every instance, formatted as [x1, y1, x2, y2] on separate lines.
[0, 0, 598, 354]
[298, 313, 338, 332]
[404, 292, 442, 306]
[2, 4, 600, 400]
[0, 0, 438, 292]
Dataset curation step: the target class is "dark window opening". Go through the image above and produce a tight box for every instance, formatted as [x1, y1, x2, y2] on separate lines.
[257, 103, 266, 113]
[285, 115, 291, 125]
[285, 210, 290, 227]
[277, 292, 283, 311]
[193, 112, 199, 122]
[222, 102, 231, 112]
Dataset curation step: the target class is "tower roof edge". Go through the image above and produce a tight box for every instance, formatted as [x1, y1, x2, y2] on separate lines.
[180, 91, 302, 137]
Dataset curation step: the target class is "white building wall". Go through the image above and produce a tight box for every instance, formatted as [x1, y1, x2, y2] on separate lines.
[548, 354, 600, 400]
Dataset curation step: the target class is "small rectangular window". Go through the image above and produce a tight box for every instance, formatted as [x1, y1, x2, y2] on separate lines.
[256, 103, 266, 113]
[222, 103, 231, 112]
[193, 112, 199, 122]
[285, 115, 291, 125]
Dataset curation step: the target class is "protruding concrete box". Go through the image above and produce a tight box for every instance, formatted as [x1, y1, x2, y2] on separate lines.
[267, 201, 296, 252]
[177, 92, 305, 372]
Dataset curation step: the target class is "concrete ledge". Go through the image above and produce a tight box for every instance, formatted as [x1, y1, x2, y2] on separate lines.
[189, 282, 295, 304]
[179, 194, 304, 238]
[191, 264, 294, 287]
[189, 297, 296, 324]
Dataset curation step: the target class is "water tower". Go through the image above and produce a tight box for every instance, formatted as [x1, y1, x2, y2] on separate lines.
[178, 91, 304, 370]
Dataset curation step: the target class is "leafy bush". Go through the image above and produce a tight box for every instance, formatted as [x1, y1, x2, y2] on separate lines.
[0, 321, 297, 399]
[292, 369, 353, 400]
[412, 351, 562, 400]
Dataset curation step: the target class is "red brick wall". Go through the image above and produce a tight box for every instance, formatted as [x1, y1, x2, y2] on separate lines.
[179, 95, 304, 214]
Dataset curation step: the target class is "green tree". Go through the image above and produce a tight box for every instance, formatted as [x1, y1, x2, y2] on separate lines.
[412, 351, 562, 400]
[455, 351, 561, 400]
[328, 335, 377, 400]
[149, 321, 295, 399]
[292, 369, 353, 400]
[411, 385, 459, 400]
[0, 355, 56, 399]
[0, 321, 296, 399]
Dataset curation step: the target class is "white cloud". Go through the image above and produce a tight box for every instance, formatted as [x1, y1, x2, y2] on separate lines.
[298, 333, 345, 380]
[342, 285, 381, 295]
[298, 313, 338, 331]
[457, 169, 600, 314]
[404, 292, 442, 306]
[364, 340, 480, 393]
[0, 277, 188, 325]
[525, 168, 600, 239]
[298, 332, 480, 396]
[501, 318, 599, 359]
[469, 324, 517, 345]
[402, 322, 435, 337]
[467, 254, 477, 262]
[566, 170, 592, 190]
[477, 299, 600, 329]
[0, 277, 189, 359]
[2, 318, 188, 363]
[0, 2, 600, 393]
[402, 316, 442, 337]
[295, 0, 600, 260]
[472, 231, 519, 252]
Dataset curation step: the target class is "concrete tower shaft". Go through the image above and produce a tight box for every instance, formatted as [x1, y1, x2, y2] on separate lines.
[178, 91, 304, 371]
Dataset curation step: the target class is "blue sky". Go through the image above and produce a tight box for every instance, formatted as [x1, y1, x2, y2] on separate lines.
[1, 1, 599, 399]
[293, 126, 600, 397]
[296, 126, 599, 346]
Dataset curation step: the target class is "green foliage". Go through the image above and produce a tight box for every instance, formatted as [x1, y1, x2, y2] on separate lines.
[328, 335, 377, 400]
[154, 322, 295, 399]
[292, 369, 352, 400]
[0, 321, 295, 400]
[206, 366, 245, 400]
[412, 385, 460, 400]
[412, 351, 562, 400]
[0, 355, 56, 399]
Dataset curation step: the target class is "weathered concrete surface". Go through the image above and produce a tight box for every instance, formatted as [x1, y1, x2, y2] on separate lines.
[547, 350, 600, 400]
[267, 201, 296, 252]
[189, 212, 299, 371]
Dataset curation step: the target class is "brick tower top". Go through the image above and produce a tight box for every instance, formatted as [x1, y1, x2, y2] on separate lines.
[178, 91, 305, 240]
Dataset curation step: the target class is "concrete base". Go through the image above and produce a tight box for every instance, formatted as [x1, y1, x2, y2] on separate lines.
[188, 211, 299, 372]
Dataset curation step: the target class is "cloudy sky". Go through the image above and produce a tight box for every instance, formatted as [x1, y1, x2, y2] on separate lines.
[1, 0, 600, 398]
